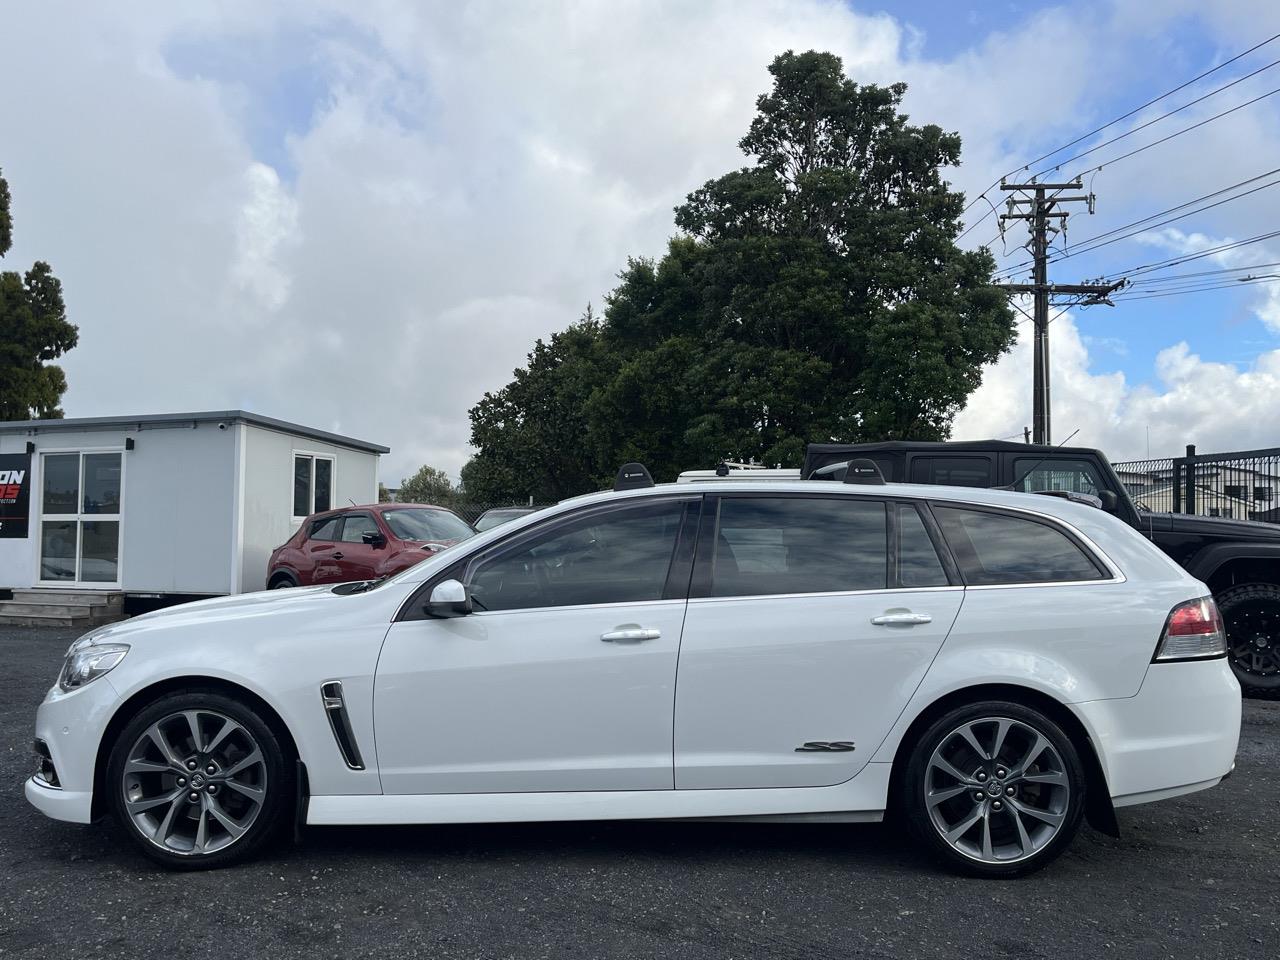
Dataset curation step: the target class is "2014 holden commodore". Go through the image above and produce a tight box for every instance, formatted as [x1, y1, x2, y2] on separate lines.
[27, 466, 1240, 876]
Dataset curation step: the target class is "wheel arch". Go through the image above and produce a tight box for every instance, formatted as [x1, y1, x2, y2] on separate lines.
[1186, 544, 1280, 591]
[90, 675, 303, 822]
[267, 568, 300, 588]
[885, 682, 1120, 839]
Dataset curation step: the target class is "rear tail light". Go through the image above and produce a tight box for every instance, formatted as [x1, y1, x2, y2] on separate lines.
[1154, 596, 1227, 662]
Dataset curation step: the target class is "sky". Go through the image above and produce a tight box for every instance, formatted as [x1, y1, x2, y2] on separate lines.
[2, 0, 1279, 485]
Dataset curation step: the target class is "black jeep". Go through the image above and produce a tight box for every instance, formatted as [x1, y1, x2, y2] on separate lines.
[802, 440, 1280, 697]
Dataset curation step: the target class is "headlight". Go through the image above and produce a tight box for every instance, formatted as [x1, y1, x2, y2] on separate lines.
[59, 642, 129, 691]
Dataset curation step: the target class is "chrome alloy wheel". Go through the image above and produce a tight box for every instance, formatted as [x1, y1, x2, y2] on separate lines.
[923, 716, 1070, 865]
[120, 709, 268, 856]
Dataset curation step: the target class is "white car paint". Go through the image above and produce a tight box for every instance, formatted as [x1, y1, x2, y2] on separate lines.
[27, 480, 1239, 839]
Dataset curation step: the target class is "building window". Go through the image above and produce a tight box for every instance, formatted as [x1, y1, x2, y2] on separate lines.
[1223, 485, 1247, 500]
[293, 455, 334, 518]
[1254, 486, 1274, 502]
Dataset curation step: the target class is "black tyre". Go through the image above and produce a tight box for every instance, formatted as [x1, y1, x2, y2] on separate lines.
[901, 700, 1087, 878]
[268, 573, 297, 589]
[106, 690, 293, 869]
[1217, 583, 1280, 697]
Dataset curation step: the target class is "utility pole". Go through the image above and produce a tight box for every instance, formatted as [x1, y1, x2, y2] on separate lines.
[994, 179, 1123, 444]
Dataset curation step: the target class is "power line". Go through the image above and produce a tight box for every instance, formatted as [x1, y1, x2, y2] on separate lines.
[956, 31, 1280, 239]
[1096, 229, 1280, 283]
[1030, 56, 1280, 178]
[1111, 275, 1280, 301]
[1121, 259, 1280, 287]
[992, 172, 1280, 279]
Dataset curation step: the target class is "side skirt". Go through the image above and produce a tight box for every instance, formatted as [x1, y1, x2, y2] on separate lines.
[306, 762, 892, 826]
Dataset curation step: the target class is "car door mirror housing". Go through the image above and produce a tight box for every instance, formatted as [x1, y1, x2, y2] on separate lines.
[426, 579, 472, 618]
[1099, 490, 1118, 512]
[362, 531, 387, 547]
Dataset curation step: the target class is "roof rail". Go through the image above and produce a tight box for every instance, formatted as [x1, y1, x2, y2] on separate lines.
[842, 459, 885, 486]
[614, 462, 655, 491]
[1031, 489, 1102, 509]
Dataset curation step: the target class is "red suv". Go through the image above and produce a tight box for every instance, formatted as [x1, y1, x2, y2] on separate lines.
[266, 503, 475, 589]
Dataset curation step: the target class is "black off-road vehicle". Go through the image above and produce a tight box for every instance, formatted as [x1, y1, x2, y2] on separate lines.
[802, 440, 1280, 697]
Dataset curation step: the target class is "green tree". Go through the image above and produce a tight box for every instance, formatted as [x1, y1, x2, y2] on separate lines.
[396, 464, 461, 508]
[0, 167, 78, 420]
[468, 50, 1014, 495]
[377, 482, 393, 503]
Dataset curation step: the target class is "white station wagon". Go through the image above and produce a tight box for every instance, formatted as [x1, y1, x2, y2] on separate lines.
[28, 463, 1241, 876]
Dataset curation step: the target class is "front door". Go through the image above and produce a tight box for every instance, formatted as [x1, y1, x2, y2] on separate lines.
[674, 494, 964, 789]
[375, 496, 699, 795]
[38, 452, 124, 586]
[334, 512, 383, 581]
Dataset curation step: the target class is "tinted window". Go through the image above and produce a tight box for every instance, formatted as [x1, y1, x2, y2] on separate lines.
[82, 453, 122, 514]
[933, 506, 1105, 585]
[711, 497, 886, 597]
[1013, 458, 1103, 496]
[384, 508, 475, 542]
[314, 459, 333, 513]
[293, 456, 312, 517]
[340, 514, 380, 543]
[467, 500, 686, 612]
[309, 516, 342, 541]
[897, 504, 948, 587]
[912, 457, 993, 488]
[43, 454, 79, 514]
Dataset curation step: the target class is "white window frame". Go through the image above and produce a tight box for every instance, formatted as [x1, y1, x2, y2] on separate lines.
[35, 446, 126, 589]
[291, 451, 337, 520]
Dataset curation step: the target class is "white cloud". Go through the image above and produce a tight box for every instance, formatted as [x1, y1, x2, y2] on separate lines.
[1, 0, 1279, 486]
[953, 313, 1280, 459]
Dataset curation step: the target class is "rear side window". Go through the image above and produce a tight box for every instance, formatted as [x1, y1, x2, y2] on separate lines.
[710, 497, 886, 597]
[896, 504, 949, 587]
[932, 506, 1106, 585]
[309, 516, 342, 541]
[911, 457, 993, 488]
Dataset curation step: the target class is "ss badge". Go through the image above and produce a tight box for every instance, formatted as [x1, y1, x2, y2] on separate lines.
[795, 741, 856, 752]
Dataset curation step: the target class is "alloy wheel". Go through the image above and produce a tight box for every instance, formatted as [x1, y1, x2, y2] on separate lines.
[120, 709, 268, 856]
[1224, 599, 1280, 680]
[923, 716, 1070, 865]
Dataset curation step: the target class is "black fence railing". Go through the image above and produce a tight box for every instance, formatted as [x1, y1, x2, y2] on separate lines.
[1114, 445, 1280, 522]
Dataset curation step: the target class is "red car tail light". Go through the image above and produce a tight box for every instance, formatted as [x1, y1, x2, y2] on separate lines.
[1154, 596, 1227, 662]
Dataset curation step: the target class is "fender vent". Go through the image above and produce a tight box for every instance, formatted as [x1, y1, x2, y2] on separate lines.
[320, 681, 365, 770]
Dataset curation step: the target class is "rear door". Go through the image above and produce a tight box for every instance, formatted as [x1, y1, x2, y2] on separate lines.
[673, 494, 964, 789]
[302, 515, 345, 583]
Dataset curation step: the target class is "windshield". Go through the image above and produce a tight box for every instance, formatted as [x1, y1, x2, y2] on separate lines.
[475, 509, 530, 531]
[383, 508, 475, 542]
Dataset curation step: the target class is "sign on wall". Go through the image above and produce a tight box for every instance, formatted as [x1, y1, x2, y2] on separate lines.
[0, 453, 32, 539]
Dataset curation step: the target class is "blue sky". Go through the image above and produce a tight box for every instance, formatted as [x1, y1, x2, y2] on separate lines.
[3, 1, 1279, 478]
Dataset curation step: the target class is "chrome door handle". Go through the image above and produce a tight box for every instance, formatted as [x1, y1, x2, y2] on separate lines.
[600, 628, 661, 642]
[870, 612, 933, 626]
[332, 551, 344, 560]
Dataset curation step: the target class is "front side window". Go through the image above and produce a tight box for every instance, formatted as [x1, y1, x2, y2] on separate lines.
[293, 455, 334, 517]
[932, 505, 1106, 585]
[710, 496, 887, 597]
[466, 499, 687, 612]
[340, 514, 380, 543]
[1012, 458, 1104, 497]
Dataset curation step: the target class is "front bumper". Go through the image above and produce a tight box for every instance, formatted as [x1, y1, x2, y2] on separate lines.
[26, 676, 122, 824]
[1073, 656, 1241, 806]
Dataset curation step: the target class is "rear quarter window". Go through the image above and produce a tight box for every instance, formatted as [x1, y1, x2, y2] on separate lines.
[932, 505, 1107, 585]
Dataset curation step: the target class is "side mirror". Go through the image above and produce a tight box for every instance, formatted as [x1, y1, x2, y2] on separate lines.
[362, 531, 387, 547]
[1099, 490, 1118, 512]
[426, 578, 472, 618]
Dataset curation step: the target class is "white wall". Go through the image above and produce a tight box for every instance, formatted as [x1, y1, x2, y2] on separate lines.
[0, 423, 237, 593]
[238, 423, 380, 593]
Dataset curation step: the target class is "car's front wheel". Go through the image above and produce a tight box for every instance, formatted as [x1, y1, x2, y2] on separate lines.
[902, 701, 1086, 877]
[106, 690, 292, 869]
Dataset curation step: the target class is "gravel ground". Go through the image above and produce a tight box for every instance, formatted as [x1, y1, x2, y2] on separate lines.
[2, 625, 1277, 959]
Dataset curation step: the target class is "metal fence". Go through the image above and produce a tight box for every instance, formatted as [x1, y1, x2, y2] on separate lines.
[1114, 445, 1280, 522]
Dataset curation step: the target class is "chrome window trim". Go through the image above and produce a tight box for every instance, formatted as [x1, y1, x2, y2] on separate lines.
[687, 584, 965, 605]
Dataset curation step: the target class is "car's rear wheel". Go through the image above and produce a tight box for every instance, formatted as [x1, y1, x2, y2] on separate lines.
[106, 690, 292, 869]
[1217, 583, 1280, 697]
[902, 701, 1086, 877]
[268, 572, 297, 589]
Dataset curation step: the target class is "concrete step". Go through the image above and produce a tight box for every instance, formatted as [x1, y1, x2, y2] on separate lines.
[0, 609, 126, 628]
[10, 589, 123, 609]
[0, 602, 94, 618]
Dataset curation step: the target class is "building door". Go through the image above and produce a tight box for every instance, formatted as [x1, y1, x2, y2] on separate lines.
[38, 451, 124, 587]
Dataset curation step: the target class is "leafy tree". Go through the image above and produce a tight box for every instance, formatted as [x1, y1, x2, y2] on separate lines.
[0, 167, 78, 420]
[467, 51, 1014, 496]
[377, 482, 393, 503]
[396, 464, 462, 508]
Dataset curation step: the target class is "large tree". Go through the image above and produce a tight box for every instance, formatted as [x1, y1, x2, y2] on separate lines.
[0, 167, 78, 420]
[396, 464, 461, 508]
[468, 51, 1014, 496]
